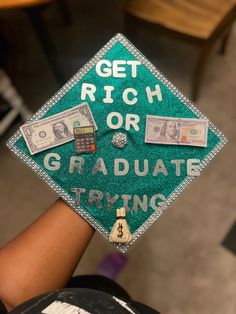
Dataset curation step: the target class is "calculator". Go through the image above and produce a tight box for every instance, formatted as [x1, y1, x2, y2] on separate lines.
[74, 126, 96, 154]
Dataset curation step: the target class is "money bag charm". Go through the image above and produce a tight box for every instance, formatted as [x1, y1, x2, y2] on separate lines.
[109, 207, 132, 244]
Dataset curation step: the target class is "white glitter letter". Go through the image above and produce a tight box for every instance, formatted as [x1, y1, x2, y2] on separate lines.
[122, 88, 138, 105]
[81, 83, 96, 101]
[114, 158, 129, 176]
[171, 159, 185, 176]
[107, 112, 123, 129]
[127, 60, 141, 78]
[146, 84, 163, 103]
[92, 158, 107, 175]
[150, 194, 166, 211]
[69, 156, 84, 174]
[88, 190, 103, 208]
[126, 114, 140, 131]
[133, 195, 148, 212]
[134, 159, 149, 176]
[187, 159, 200, 176]
[103, 86, 114, 104]
[113, 60, 126, 78]
[71, 188, 86, 206]
[105, 193, 119, 210]
[153, 159, 168, 176]
[121, 194, 132, 211]
[96, 60, 112, 77]
[44, 153, 61, 171]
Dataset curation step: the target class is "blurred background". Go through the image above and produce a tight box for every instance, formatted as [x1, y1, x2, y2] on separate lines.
[0, 1, 235, 313]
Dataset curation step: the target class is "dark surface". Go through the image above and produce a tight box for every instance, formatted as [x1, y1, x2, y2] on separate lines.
[9, 289, 137, 314]
[0, 301, 7, 314]
[222, 220, 236, 255]
[8, 275, 160, 314]
[0, 276, 160, 313]
[24, 4, 66, 85]
[67, 275, 131, 301]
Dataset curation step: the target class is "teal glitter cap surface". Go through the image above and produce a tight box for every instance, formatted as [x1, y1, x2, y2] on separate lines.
[7, 34, 227, 252]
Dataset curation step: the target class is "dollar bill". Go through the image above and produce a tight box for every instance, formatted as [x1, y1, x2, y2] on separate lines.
[145, 115, 208, 147]
[20, 103, 98, 155]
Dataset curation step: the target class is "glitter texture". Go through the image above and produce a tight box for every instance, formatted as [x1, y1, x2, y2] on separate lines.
[7, 34, 227, 252]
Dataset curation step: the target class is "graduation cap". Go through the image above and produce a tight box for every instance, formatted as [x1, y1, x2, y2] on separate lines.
[7, 34, 227, 252]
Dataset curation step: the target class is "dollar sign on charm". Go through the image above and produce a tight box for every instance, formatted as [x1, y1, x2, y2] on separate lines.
[109, 207, 132, 244]
[117, 223, 123, 239]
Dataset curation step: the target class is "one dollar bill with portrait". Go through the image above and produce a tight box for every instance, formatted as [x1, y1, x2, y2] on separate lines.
[145, 115, 208, 147]
[20, 103, 97, 155]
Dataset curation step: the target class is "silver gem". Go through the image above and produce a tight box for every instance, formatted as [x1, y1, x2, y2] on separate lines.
[112, 132, 127, 148]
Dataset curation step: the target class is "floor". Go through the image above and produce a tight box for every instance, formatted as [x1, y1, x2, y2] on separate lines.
[0, 1, 235, 313]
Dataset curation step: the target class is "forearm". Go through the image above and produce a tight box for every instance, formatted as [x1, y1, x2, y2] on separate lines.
[0, 199, 94, 310]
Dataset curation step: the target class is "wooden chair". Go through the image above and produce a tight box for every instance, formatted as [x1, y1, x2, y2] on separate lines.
[0, 0, 71, 25]
[124, 0, 236, 100]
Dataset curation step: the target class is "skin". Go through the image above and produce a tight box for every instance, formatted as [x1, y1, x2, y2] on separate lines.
[0, 199, 94, 311]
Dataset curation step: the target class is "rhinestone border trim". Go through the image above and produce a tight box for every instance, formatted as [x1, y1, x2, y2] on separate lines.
[7, 33, 227, 253]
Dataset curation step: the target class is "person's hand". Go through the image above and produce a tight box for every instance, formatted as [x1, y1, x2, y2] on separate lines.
[0, 199, 94, 311]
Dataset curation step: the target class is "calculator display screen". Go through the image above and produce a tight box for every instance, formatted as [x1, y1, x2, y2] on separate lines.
[74, 126, 94, 135]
